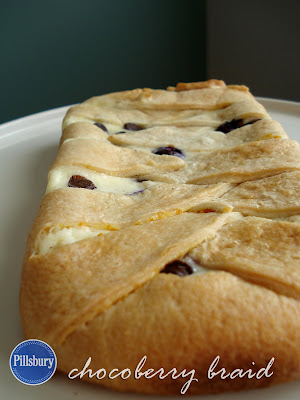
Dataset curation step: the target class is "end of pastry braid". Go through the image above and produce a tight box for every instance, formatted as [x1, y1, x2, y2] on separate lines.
[20, 80, 300, 395]
[167, 79, 227, 91]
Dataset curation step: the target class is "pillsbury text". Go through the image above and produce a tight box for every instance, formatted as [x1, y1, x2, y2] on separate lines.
[13, 354, 54, 369]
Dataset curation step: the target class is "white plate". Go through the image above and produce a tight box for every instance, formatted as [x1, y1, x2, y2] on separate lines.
[0, 99, 299, 399]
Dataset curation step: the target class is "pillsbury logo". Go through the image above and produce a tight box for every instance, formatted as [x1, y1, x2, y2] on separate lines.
[9, 339, 57, 385]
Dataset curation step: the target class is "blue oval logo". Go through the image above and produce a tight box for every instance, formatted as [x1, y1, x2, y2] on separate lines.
[9, 339, 57, 385]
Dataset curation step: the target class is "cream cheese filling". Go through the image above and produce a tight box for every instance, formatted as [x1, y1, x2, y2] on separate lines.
[36, 226, 110, 255]
[47, 166, 156, 194]
[180, 256, 210, 275]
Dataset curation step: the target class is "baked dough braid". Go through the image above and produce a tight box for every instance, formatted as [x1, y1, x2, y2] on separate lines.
[20, 80, 300, 394]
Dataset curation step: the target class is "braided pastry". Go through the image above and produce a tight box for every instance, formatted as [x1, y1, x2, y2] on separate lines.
[20, 80, 300, 394]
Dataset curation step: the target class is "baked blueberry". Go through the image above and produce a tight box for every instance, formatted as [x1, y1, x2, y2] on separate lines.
[152, 146, 185, 159]
[160, 260, 193, 276]
[94, 122, 108, 133]
[124, 123, 143, 131]
[216, 119, 243, 133]
[68, 175, 96, 190]
[216, 118, 260, 133]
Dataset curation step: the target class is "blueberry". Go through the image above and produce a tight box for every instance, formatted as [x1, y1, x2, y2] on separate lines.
[123, 123, 143, 131]
[68, 175, 96, 190]
[160, 260, 193, 276]
[216, 118, 260, 133]
[216, 119, 243, 133]
[152, 146, 185, 159]
[94, 122, 108, 133]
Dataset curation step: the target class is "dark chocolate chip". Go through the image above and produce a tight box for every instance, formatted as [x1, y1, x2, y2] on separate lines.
[94, 122, 108, 132]
[216, 119, 243, 133]
[216, 118, 261, 133]
[152, 146, 185, 159]
[160, 260, 193, 277]
[68, 175, 96, 190]
[115, 131, 126, 135]
[124, 123, 143, 131]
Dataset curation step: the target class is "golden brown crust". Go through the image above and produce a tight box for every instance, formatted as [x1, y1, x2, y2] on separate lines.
[62, 80, 263, 130]
[55, 273, 300, 394]
[189, 217, 300, 299]
[26, 182, 234, 256]
[107, 118, 287, 150]
[21, 212, 240, 344]
[20, 80, 300, 395]
[221, 171, 300, 217]
[167, 79, 227, 91]
[53, 135, 185, 178]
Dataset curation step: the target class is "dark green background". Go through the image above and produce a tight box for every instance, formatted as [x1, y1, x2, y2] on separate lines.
[0, 0, 206, 124]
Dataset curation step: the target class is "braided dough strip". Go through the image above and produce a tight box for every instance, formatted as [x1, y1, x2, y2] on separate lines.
[21, 212, 239, 345]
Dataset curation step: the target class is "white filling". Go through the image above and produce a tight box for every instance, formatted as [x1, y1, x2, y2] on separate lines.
[104, 123, 131, 135]
[180, 256, 209, 275]
[37, 226, 109, 255]
[46, 166, 154, 194]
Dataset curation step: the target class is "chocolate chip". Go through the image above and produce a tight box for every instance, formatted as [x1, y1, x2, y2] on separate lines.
[115, 131, 126, 134]
[216, 119, 243, 133]
[68, 175, 96, 190]
[152, 146, 185, 159]
[94, 122, 108, 132]
[124, 123, 143, 131]
[160, 260, 193, 277]
[216, 118, 261, 133]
